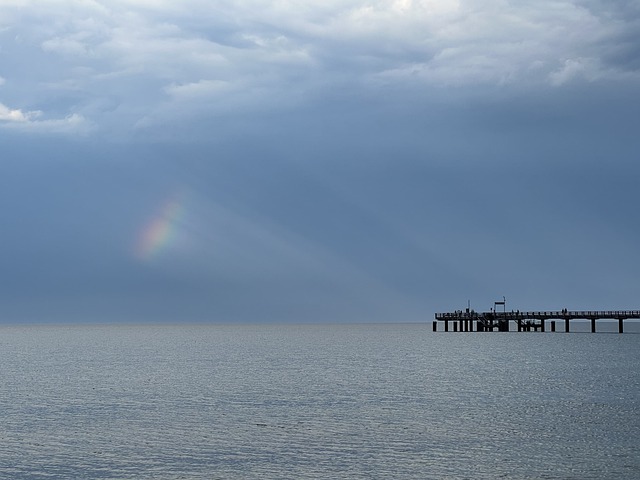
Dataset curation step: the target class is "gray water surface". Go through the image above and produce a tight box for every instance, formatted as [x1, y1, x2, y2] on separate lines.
[1, 324, 638, 479]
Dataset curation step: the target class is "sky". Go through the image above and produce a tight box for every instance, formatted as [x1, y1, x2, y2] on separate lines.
[1, 0, 639, 323]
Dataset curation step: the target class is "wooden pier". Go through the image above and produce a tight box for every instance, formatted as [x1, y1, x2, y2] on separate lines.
[433, 310, 640, 333]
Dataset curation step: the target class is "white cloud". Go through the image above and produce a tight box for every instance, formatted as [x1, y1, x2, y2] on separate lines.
[42, 34, 95, 58]
[165, 80, 234, 99]
[0, 102, 41, 122]
[23, 113, 91, 134]
[548, 57, 608, 86]
[0, 103, 92, 134]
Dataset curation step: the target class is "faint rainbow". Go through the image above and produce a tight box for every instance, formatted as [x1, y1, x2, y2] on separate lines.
[135, 194, 185, 260]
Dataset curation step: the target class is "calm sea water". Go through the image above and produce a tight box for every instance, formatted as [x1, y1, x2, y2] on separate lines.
[1, 324, 638, 479]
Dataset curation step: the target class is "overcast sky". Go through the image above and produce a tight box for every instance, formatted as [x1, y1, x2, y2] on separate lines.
[1, 0, 639, 323]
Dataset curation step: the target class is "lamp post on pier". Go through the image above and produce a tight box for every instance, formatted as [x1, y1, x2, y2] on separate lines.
[494, 297, 507, 331]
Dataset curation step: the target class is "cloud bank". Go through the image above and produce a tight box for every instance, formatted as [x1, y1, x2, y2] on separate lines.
[0, 0, 638, 135]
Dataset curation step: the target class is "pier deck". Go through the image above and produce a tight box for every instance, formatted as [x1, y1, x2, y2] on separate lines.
[434, 310, 640, 333]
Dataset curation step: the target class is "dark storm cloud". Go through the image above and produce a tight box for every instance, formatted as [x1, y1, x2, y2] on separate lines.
[0, 1, 638, 322]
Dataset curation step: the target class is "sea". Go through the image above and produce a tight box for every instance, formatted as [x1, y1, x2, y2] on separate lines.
[1, 323, 638, 479]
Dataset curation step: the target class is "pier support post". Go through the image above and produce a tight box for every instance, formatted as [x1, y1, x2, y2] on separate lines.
[591, 318, 596, 333]
[551, 321, 556, 332]
[541, 319, 545, 333]
[433, 321, 437, 332]
[444, 320, 449, 332]
[619, 318, 624, 333]
[565, 318, 570, 333]
[453, 322, 458, 332]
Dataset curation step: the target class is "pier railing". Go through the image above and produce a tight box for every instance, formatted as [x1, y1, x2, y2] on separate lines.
[435, 310, 640, 320]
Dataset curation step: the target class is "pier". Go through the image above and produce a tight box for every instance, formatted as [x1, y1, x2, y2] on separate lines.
[433, 310, 640, 333]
